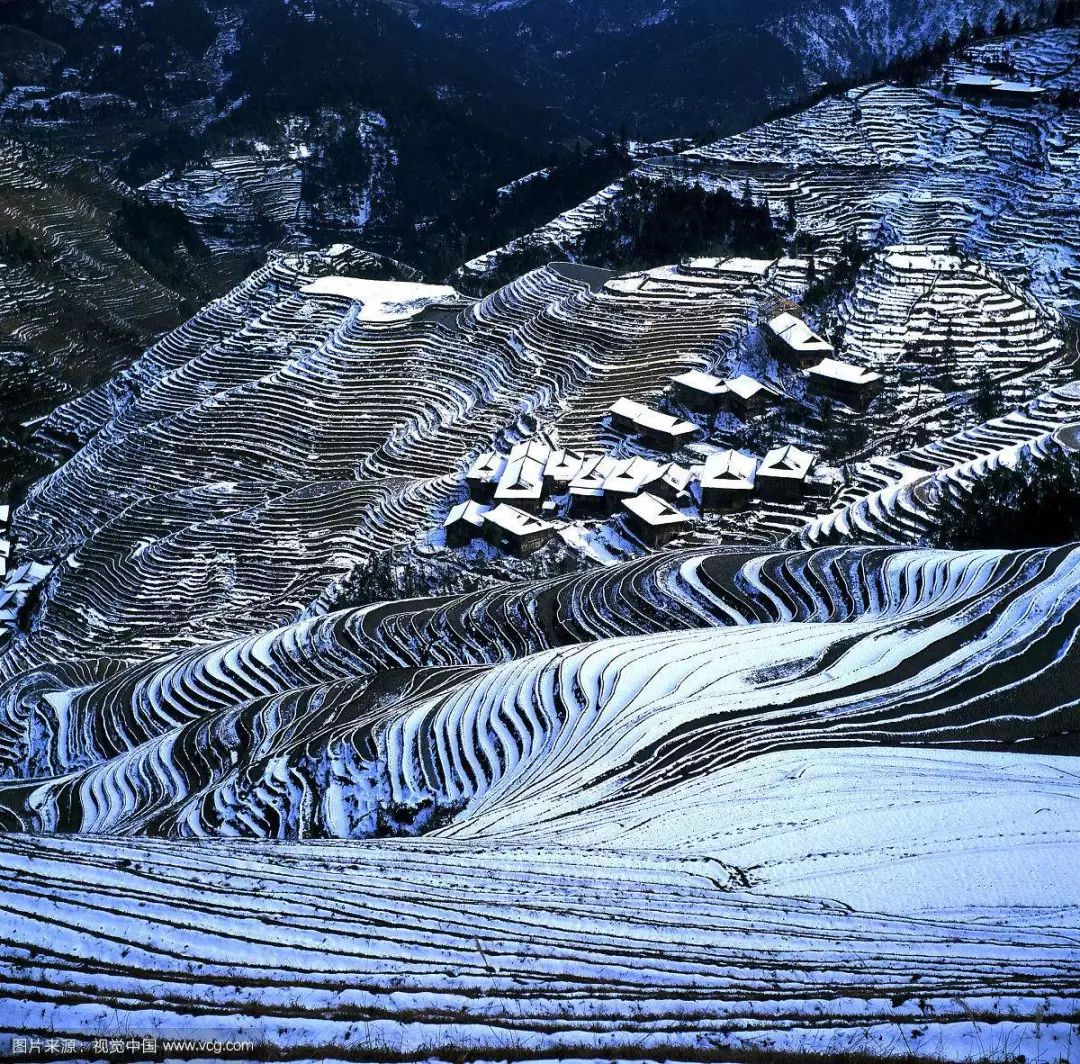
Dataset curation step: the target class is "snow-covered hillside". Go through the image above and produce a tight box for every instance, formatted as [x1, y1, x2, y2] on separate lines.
[1, 17, 1079, 1064]
[1, 544, 1079, 1058]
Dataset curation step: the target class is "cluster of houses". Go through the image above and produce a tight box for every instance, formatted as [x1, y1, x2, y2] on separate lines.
[764, 311, 885, 411]
[443, 309, 882, 558]
[446, 438, 818, 555]
[0, 504, 54, 639]
[667, 312, 884, 420]
[952, 74, 1048, 107]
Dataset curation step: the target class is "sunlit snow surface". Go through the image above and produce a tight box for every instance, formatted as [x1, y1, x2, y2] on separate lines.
[0, 543, 1078, 1060]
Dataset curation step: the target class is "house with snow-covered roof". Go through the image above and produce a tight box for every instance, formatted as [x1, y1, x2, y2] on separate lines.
[443, 500, 491, 547]
[621, 492, 692, 547]
[643, 462, 694, 505]
[725, 374, 781, 421]
[608, 397, 648, 431]
[633, 407, 699, 452]
[465, 450, 507, 502]
[757, 445, 815, 501]
[543, 448, 589, 488]
[700, 450, 760, 511]
[493, 455, 547, 512]
[568, 455, 621, 516]
[670, 369, 727, 413]
[805, 357, 883, 411]
[481, 504, 557, 557]
[602, 456, 663, 510]
[764, 312, 834, 369]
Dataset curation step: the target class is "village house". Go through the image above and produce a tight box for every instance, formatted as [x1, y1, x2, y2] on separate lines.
[953, 74, 1047, 106]
[493, 455, 547, 512]
[543, 448, 588, 490]
[764, 312, 834, 370]
[481, 504, 558, 556]
[670, 369, 727, 414]
[621, 492, 692, 547]
[443, 500, 491, 546]
[989, 80, 1048, 106]
[602, 456, 663, 511]
[508, 439, 553, 465]
[634, 407, 699, 452]
[465, 450, 506, 502]
[805, 357, 884, 411]
[756, 444, 815, 501]
[725, 375, 781, 421]
[952, 74, 1001, 101]
[643, 462, 695, 505]
[608, 397, 648, 432]
[699, 450, 760, 511]
[568, 454, 620, 516]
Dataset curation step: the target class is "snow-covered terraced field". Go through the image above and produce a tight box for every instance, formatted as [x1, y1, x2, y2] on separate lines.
[797, 379, 1080, 546]
[838, 246, 1063, 387]
[6, 250, 785, 669]
[466, 28, 1080, 317]
[4, 26, 1080, 1056]
[0, 542, 1078, 1059]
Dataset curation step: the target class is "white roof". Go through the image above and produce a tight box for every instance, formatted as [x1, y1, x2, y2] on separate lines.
[955, 75, 1000, 88]
[726, 374, 773, 401]
[444, 500, 490, 529]
[483, 504, 555, 536]
[622, 492, 692, 528]
[760, 444, 815, 479]
[0, 505, 9, 524]
[806, 357, 882, 385]
[603, 457, 662, 493]
[645, 462, 694, 492]
[634, 407, 697, 437]
[672, 369, 726, 395]
[569, 454, 620, 491]
[609, 397, 647, 420]
[544, 448, 588, 480]
[701, 450, 759, 489]
[767, 312, 832, 353]
[466, 451, 505, 482]
[494, 456, 545, 500]
[508, 440, 552, 464]
[300, 276, 461, 321]
[993, 81, 1047, 95]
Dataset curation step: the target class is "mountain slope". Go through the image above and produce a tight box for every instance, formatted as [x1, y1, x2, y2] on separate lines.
[407, 0, 1048, 138]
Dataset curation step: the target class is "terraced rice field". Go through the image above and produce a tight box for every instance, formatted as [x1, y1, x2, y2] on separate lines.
[0, 543, 1078, 1059]
[2, 25, 1079, 1063]
[798, 380, 1080, 546]
[465, 28, 1080, 313]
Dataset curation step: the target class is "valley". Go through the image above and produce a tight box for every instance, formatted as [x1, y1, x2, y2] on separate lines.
[0, 10, 1078, 1064]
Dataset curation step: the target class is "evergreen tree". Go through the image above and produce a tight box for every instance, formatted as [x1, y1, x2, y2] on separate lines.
[933, 444, 1080, 549]
[970, 363, 1004, 421]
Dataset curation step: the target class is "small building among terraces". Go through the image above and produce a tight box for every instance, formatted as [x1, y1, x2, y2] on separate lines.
[622, 492, 692, 547]
[482, 504, 558, 556]
[757, 445, 815, 502]
[805, 357, 884, 411]
[443, 500, 491, 546]
[725, 375, 781, 421]
[493, 455, 547, 512]
[700, 450, 760, 511]
[670, 369, 727, 414]
[765, 312, 834, 370]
